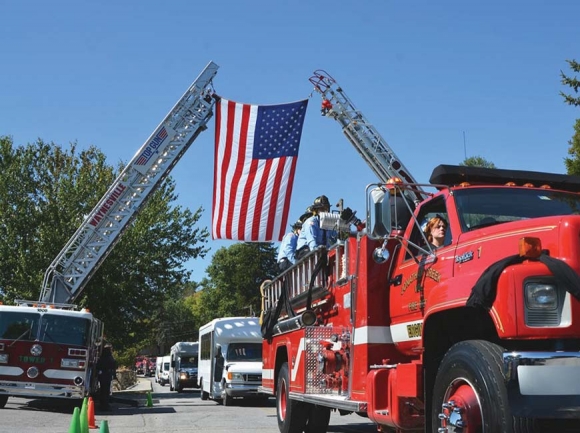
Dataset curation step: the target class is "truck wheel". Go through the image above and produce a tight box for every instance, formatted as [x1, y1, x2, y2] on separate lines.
[200, 382, 209, 400]
[431, 340, 538, 433]
[277, 362, 308, 433]
[305, 404, 331, 433]
[177, 385, 183, 393]
[0, 395, 7, 409]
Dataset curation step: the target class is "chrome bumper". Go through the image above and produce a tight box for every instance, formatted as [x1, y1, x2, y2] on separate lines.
[503, 351, 580, 418]
[0, 379, 85, 399]
[224, 382, 266, 398]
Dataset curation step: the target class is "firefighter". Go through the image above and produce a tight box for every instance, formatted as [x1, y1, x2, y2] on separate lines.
[96, 344, 117, 411]
[295, 195, 332, 260]
[423, 215, 448, 249]
[277, 210, 312, 271]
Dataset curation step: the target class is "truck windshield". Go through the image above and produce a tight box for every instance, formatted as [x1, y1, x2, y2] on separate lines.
[0, 312, 39, 341]
[454, 188, 580, 232]
[180, 356, 198, 368]
[39, 314, 91, 346]
[226, 343, 262, 362]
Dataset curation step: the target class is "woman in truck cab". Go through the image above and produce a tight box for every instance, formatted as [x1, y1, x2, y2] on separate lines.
[424, 215, 448, 250]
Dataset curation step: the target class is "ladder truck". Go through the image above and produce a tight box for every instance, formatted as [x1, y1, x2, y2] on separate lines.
[260, 70, 580, 432]
[0, 61, 219, 408]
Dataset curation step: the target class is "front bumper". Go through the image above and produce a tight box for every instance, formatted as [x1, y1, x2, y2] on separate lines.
[224, 382, 266, 398]
[0, 379, 85, 399]
[503, 351, 580, 418]
[178, 376, 198, 388]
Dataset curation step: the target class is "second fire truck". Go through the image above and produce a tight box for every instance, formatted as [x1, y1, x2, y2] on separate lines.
[0, 61, 219, 408]
[259, 70, 580, 432]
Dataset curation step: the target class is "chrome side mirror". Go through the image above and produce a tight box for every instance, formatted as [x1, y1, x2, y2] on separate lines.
[372, 246, 391, 264]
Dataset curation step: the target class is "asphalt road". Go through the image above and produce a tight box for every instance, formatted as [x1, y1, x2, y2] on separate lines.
[0, 376, 378, 433]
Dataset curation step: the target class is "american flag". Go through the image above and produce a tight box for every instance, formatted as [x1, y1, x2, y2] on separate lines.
[212, 98, 308, 241]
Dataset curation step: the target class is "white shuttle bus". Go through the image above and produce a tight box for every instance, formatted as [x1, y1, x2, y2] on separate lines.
[198, 317, 266, 405]
[169, 341, 199, 392]
[159, 355, 171, 386]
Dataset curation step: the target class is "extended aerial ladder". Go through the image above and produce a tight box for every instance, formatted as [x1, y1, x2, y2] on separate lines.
[39, 61, 219, 304]
[309, 70, 428, 203]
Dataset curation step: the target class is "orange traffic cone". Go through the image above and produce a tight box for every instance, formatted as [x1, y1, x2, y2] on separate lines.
[88, 397, 97, 429]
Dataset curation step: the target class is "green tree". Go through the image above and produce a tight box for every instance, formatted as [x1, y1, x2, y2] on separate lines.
[0, 136, 210, 350]
[561, 59, 580, 107]
[459, 156, 496, 168]
[193, 243, 278, 323]
[564, 119, 580, 176]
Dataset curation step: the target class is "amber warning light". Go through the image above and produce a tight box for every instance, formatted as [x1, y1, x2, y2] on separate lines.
[519, 237, 542, 259]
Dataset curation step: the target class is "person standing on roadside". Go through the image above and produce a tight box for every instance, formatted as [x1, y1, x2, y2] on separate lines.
[96, 344, 117, 411]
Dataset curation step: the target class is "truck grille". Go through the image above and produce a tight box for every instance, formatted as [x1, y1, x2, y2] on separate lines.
[245, 374, 261, 382]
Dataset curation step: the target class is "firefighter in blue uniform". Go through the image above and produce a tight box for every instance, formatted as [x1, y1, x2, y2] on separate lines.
[277, 210, 312, 271]
[295, 195, 332, 260]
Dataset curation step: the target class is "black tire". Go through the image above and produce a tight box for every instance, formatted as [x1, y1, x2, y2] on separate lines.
[177, 385, 183, 393]
[431, 340, 538, 433]
[0, 395, 7, 409]
[305, 404, 331, 433]
[221, 385, 234, 406]
[277, 362, 308, 433]
[200, 382, 209, 400]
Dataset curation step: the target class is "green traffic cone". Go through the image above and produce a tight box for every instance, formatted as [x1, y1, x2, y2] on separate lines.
[68, 406, 81, 433]
[146, 391, 153, 407]
[80, 402, 89, 433]
[99, 420, 110, 433]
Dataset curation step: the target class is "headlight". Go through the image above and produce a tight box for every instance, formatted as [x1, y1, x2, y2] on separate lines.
[525, 282, 557, 310]
[227, 372, 244, 381]
[180, 372, 188, 379]
[0, 354, 8, 364]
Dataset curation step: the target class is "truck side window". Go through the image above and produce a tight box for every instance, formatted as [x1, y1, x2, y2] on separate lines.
[405, 197, 451, 260]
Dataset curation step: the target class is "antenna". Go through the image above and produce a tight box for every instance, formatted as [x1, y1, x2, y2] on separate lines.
[463, 131, 467, 160]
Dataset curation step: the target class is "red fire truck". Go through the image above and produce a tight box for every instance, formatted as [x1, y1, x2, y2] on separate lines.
[259, 70, 580, 432]
[0, 61, 220, 408]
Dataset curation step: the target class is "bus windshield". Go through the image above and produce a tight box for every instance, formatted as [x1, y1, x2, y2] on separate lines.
[180, 356, 198, 369]
[226, 343, 262, 362]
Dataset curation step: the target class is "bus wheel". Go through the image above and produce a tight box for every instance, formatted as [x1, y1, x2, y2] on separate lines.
[221, 386, 234, 406]
[277, 362, 308, 433]
[200, 382, 209, 400]
[431, 340, 539, 433]
[0, 395, 7, 409]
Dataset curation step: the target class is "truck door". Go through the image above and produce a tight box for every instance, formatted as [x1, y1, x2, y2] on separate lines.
[389, 196, 455, 354]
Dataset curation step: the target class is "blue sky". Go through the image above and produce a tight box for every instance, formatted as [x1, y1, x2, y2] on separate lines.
[2, 1, 579, 282]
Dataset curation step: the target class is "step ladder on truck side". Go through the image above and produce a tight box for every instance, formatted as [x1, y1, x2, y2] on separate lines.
[0, 61, 219, 409]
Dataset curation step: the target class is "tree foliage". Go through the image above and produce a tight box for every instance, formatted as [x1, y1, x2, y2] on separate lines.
[564, 119, 580, 176]
[0, 136, 210, 350]
[192, 243, 278, 324]
[459, 156, 496, 168]
[561, 59, 580, 107]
